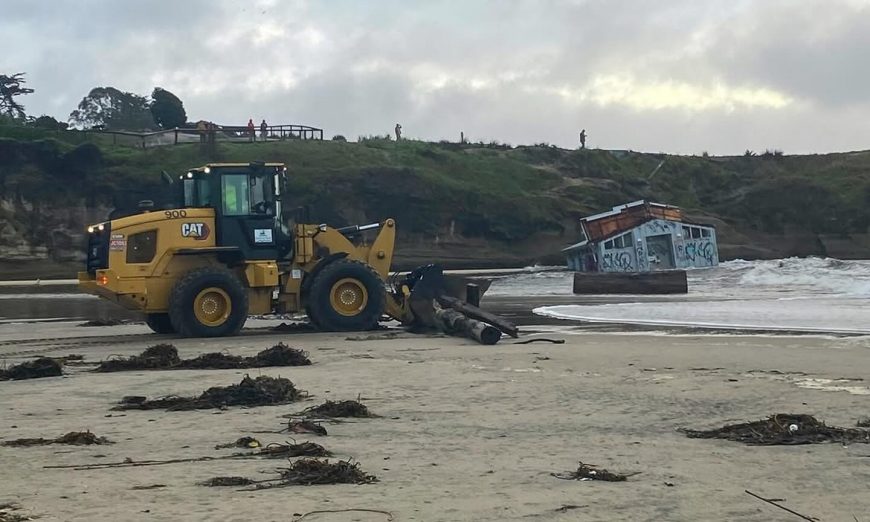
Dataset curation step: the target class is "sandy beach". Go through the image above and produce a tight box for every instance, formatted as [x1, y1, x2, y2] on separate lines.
[1, 320, 869, 522]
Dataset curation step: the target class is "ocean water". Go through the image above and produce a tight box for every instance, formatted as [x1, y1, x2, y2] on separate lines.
[490, 258, 870, 334]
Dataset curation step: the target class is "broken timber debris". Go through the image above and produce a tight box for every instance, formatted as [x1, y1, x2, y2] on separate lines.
[113, 375, 301, 411]
[436, 295, 519, 338]
[0, 357, 63, 381]
[402, 264, 517, 345]
[95, 343, 310, 372]
[551, 461, 632, 482]
[3, 431, 112, 447]
[682, 413, 870, 445]
[434, 307, 501, 345]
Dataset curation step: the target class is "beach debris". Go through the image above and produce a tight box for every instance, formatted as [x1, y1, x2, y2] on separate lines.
[0, 357, 62, 381]
[287, 420, 328, 436]
[513, 338, 566, 345]
[290, 400, 376, 419]
[857, 418, 870, 428]
[215, 436, 261, 450]
[130, 484, 166, 490]
[96, 344, 180, 372]
[45, 441, 330, 471]
[2, 431, 112, 447]
[293, 509, 394, 521]
[95, 343, 310, 372]
[246, 459, 378, 489]
[0, 502, 35, 522]
[78, 318, 128, 327]
[255, 442, 330, 459]
[552, 461, 631, 482]
[200, 476, 255, 487]
[682, 413, 870, 445]
[113, 375, 301, 411]
[346, 332, 401, 341]
[272, 322, 317, 333]
[745, 489, 818, 522]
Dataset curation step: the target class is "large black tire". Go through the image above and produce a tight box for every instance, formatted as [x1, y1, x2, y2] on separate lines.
[145, 313, 175, 334]
[306, 260, 385, 332]
[168, 267, 249, 338]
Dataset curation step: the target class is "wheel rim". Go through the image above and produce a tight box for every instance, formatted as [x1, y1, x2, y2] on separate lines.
[193, 287, 232, 326]
[329, 278, 368, 317]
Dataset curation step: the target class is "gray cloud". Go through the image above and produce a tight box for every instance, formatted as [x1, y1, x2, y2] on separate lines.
[2, 0, 868, 154]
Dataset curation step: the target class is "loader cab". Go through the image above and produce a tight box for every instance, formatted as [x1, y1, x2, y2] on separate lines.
[178, 162, 288, 261]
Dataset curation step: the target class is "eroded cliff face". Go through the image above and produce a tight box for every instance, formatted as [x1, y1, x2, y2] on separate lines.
[0, 197, 111, 264]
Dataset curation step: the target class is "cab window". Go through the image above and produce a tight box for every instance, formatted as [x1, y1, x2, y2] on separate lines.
[222, 174, 250, 216]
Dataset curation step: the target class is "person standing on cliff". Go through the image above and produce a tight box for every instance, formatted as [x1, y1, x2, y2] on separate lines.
[395, 123, 402, 141]
[579, 129, 587, 149]
[247, 118, 255, 142]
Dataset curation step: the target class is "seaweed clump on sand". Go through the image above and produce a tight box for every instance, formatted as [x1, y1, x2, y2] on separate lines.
[2, 431, 112, 447]
[96, 343, 310, 372]
[0, 357, 62, 381]
[255, 442, 330, 459]
[96, 344, 180, 372]
[682, 413, 870, 445]
[249, 459, 377, 489]
[552, 461, 631, 482]
[291, 400, 376, 419]
[113, 375, 301, 411]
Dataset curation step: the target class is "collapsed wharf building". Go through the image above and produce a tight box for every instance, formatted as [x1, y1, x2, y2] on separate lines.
[563, 200, 719, 273]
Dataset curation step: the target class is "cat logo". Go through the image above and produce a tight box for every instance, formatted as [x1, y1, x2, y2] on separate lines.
[181, 222, 210, 240]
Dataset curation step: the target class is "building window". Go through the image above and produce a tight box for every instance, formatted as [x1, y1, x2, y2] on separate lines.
[701, 228, 711, 238]
[605, 232, 632, 250]
[691, 227, 702, 239]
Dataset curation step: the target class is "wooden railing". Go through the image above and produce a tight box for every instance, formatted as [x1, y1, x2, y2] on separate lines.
[82, 123, 324, 149]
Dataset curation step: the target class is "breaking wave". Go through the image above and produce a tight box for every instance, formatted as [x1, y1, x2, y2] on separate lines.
[493, 257, 870, 333]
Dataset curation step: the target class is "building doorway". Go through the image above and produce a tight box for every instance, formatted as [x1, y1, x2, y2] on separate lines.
[646, 234, 675, 270]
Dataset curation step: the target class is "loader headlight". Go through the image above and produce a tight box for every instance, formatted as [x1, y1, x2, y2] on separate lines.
[87, 226, 94, 233]
[203, 167, 211, 174]
[97, 224, 105, 231]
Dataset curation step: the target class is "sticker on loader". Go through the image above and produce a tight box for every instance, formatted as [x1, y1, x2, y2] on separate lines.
[181, 222, 210, 240]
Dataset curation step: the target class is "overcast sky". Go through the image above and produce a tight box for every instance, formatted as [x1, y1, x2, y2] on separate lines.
[3, 0, 869, 154]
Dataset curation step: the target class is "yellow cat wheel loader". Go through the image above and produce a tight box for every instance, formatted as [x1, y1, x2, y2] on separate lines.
[78, 162, 416, 337]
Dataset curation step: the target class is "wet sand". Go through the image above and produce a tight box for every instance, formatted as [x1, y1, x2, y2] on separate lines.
[1, 320, 869, 521]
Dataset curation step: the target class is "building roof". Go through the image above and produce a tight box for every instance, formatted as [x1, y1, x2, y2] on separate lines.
[581, 200, 679, 223]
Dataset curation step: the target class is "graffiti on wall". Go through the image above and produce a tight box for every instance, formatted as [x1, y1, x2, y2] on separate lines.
[643, 220, 676, 235]
[601, 250, 634, 272]
[683, 240, 715, 264]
